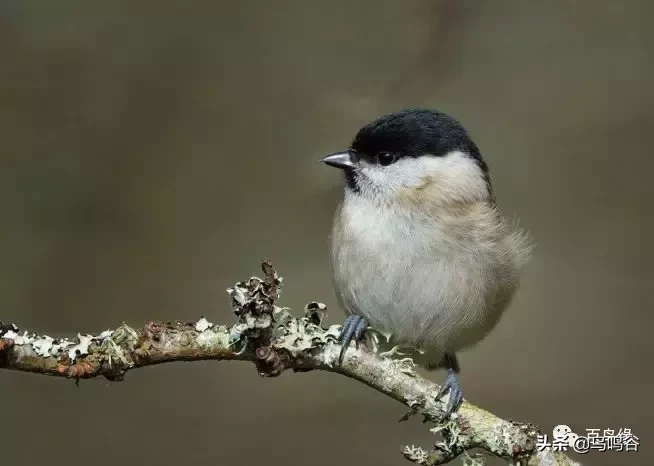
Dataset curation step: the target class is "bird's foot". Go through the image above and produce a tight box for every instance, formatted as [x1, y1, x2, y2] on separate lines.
[434, 368, 463, 419]
[339, 314, 368, 364]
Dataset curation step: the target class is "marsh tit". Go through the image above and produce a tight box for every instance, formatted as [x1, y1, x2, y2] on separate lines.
[321, 108, 531, 416]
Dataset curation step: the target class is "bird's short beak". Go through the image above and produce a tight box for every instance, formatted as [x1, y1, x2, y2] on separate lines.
[320, 150, 359, 169]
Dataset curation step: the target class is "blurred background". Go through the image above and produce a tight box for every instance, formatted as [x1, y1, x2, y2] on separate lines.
[1, 1, 652, 465]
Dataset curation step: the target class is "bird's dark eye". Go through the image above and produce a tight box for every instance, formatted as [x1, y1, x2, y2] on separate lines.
[376, 152, 396, 166]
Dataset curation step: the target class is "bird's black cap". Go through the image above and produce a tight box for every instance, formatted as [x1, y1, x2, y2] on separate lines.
[350, 108, 488, 175]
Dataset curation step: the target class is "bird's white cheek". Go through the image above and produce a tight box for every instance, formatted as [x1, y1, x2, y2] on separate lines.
[417, 153, 490, 202]
[359, 161, 427, 196]
[355, 152, 490, 205]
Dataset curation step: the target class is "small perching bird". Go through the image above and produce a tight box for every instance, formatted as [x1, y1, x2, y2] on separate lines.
[321, 109, 532, 416]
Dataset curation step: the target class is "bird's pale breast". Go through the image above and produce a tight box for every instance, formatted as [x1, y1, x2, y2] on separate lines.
[330, 197, 522, 355]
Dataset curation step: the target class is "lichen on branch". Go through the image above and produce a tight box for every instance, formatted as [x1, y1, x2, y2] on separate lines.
[0, 261, 579, 466]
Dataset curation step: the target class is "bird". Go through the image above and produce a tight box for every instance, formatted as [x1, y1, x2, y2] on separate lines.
[321, 108, 531, 417]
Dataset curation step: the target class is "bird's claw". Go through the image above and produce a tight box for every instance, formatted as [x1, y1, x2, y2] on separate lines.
[434, 368, 463, 418]
[339, 314, 368, 364]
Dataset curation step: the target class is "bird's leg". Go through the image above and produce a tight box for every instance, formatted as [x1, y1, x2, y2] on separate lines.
[434, 352, 463, 418]
[338, 314, 368, 364]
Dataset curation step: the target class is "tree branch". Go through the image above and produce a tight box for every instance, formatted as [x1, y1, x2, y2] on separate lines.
[0, 261, 579, 466]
